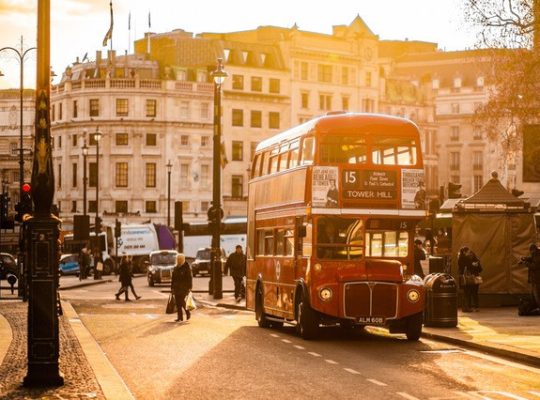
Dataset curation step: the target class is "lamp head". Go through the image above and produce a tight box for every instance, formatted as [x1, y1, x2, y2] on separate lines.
[212, 58, 228, 85]
[82, 143, 88, 156]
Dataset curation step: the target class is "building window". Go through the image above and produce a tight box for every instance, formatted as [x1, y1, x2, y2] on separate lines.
[473, 126, 483, 140]
[89, 163, 97, 187]
[146, 99, 157, 117]
[450, 152, 460, 171]
[269, 78, 280, 94]
[342, 96, 349, 111]
[473, 151, 483, 170]
[57, 163, 62, 188]
[180, 101, 189, 119]
[362, 98, 375, 113]
[251, 76, 262, 92]
[319, 94, 332, 111]
[51, 104, 55, 121]
[180, 163, 190, 186]
[365, 71, 372, 87]
[201, 201, 209, 212]
[201, 136, 210, 147]
[450, 126, 459, 141]
[58, 103, 63, 120]
[318, 64, 332, 83]
[116, 99, 129, 117]
[89, 201, 96, 213]
[232, 109, 244, 127]
[182, 201, 190, 213]
[180, 135, 189, 146]
[251, 142, 258, 161]
[342, 67, 349, 85]
[146, 133, 157, 146]
[73, 100, 78, 118]
[71, 201, 77, 213]
[146, 163, 156, 187]
[473, 175, 483, 192]
[451, 103, 460, 114]
[301, 62, 308, 80]
[232, 74, 244, 90]
[115, 133, 129, 145]
[200, 103, 210, 119]
[72, 134, 77, 147]
[115, 201, 128, 213]
[269, 112, 280, 129]
[232, 175, 243, 198]
[72, 163, 77, 188]
[145, 201, 157, 213]
[251, 110, 262, 128]
[301, 92, 309, 108]
[200, 164, 210, 186]
[116, 162, 128, 187]
[232, 141, 243, 161]
[89, 99, 99, 117]
[58, 135, 62, 148]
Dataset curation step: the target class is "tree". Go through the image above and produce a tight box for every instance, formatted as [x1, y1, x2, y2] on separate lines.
[464, 0, 540, 187]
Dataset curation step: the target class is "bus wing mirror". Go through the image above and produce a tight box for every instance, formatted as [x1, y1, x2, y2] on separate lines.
[298, 225, 307, 238]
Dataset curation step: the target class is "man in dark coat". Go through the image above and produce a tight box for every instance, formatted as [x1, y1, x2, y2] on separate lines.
[78, 244, 90, 280]
[225, 245, 246, 302]
[171, 253, 193, 322]
[413, 239, 426, 279]
[522, 243, 540, 309]
[115, 255, 132, 301]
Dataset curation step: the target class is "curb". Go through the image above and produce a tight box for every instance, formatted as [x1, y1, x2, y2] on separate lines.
[421, 330, 540, 368]
[59, 279, 113, 291]
[62, 300, 135, 400]
[0, 313, 12, 366]
[194, 297, 247, 311]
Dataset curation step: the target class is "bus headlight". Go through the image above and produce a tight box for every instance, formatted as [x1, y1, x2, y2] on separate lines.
[319, 288, 333, 301]
[314, 263, 322, 272]
[407, 289, 420, 303]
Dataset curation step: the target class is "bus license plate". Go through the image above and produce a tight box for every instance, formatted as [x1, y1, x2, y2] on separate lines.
[357, 317, 385, 325]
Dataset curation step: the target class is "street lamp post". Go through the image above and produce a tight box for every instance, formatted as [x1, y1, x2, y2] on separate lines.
[166, 160, 172, 227]
[210, 58, 228, 300]
[0, 36, 36, 203]
[82, 140, 88, 216]
[94, 128, 102, 237]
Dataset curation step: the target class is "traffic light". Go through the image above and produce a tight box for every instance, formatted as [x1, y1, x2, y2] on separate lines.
[511, 188, 524, 197]
[15, 183, 32, 222]
[0, 194, 7, 221]
[95, 216, 102, 233]
[174, 201, 183, 232]
[448, 182, 462, 199]
[114, 219, 121, 237]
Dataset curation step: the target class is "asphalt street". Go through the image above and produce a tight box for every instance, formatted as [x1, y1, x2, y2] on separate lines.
[61, 277, 540, 400]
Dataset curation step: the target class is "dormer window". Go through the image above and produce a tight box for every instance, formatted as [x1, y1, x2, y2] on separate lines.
[476, 76, 484, 87]
[261, 53, 267, 65]
[453, 77, 462, 88]
[223, 49, 230, 62]
[432, 79, 439, 90]
[242, 51, 248, 64]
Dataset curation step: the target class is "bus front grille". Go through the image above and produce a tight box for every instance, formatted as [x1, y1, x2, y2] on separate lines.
[344, 282, 398, 319]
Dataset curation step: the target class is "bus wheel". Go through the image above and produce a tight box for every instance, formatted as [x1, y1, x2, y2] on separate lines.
[296, 296, 319, 340]
[405, 312, 423, 341]
[255, 284, 271, 328]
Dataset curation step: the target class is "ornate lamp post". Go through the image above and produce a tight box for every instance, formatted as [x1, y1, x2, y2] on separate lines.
[210, 58, 227, 300]
[94, 128, 102, 236]
[82, 140, 88, 216]
[166, 160, 172, 227]
[0, 37, 36, 204]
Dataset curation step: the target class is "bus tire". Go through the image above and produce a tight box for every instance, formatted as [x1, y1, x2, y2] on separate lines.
[255, 283, 271, 328]
[405, 312, 423, 341]
[296, 295, 319, 340]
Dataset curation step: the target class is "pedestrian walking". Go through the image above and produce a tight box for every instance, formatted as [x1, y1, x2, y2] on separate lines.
[170, 253, 192, 322]
[78, 244, 90, 280]
[458, 246, 483, 312]
[127, 255, 141, 300]
[115, 255, 132, 301]
[520, 243, 540, 310]
[93, 247, 103, 280]
[413, 239, 426, 279]
[225, 245, 246, 302]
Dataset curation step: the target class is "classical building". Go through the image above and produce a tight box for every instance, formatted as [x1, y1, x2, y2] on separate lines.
[0, 89, 34, 211]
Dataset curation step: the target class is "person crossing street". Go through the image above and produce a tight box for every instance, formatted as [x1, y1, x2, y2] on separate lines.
[225, 245, 246, 303]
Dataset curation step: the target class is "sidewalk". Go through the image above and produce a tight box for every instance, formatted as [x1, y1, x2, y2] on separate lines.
[196, 294, 540, 368]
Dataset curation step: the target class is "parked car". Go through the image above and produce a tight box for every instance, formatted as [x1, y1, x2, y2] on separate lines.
[191, 247, 226, 277]
[147, 250, 178, 286]
[59, 254, 81, 276]
[0, 253, 18, 279]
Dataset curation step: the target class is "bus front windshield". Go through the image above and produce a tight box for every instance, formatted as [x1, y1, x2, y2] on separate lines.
[316, 217, 410, 260]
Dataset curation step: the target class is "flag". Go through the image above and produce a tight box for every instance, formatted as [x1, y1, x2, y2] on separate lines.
[128, 11, 131, 30]
[148, 11, 151, 29]
[220, 142, 228, 169]
[102, 1, 114, 47]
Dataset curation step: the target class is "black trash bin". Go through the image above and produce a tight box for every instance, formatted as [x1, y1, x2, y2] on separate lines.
[429, 256, 445, 274]
[423, 273, 457, 327]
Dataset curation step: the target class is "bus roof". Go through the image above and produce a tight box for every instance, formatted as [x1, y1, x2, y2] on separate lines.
[256, 113, 418, 152]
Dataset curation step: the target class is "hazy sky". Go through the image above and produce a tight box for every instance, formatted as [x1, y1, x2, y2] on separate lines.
[0, 0, 474, 89]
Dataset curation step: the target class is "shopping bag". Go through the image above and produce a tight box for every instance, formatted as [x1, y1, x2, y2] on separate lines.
[166, 294, 177, 314]
[185, 291, 197, 311]
[96, 261, 103, 271]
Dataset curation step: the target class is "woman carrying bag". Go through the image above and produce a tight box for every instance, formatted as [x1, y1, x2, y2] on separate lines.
[458, 246, 483, 312]
[170, 253, 193, 322]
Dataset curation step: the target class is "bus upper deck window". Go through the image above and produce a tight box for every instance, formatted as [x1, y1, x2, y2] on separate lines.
[278, 143, 290, 171]
[300, 137, 314, 165]
[320, 137, 366, 164]
[289, 140, 300, 169]
[269, 146, 279, 174]
[261, 151, 269, 176]
[251, 154, 260, 178]
[372, 137, 417, 166]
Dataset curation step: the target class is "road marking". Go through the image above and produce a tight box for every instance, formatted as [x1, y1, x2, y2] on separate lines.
[366, 378, 387, 386]
[293, 345, 305, 350]
[397, 393, 420, 400]
[270, 333, 280, 338]
[325, 359, 338, 365]
[307, 352, 322, 357]
[473, 392, 530, 400]
[529, 391, 540, 397]
[343, 368, 360, 375]
[281, 339, 292, 344]
[463, 350, 540, 375]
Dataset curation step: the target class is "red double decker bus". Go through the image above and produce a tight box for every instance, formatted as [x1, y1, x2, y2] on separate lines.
[246, 113, 426, 340]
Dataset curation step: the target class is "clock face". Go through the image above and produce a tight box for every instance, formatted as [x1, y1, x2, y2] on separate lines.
[365, 47, 373, 61]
